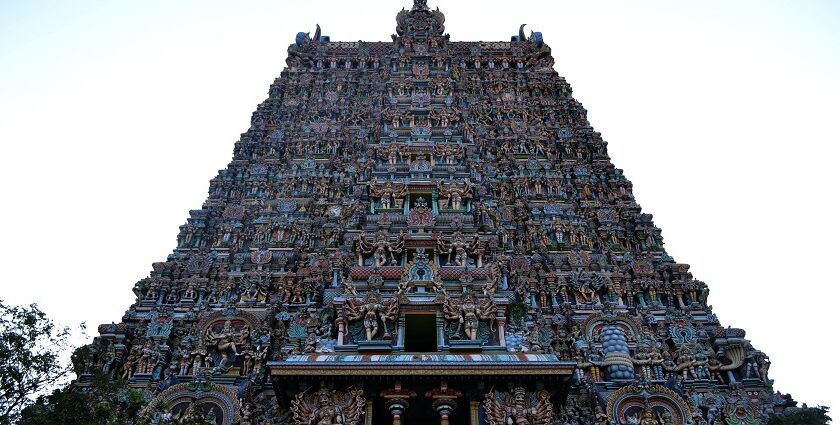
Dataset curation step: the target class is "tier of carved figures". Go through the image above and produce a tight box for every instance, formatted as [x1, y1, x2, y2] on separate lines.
[71, 1, 791, 424]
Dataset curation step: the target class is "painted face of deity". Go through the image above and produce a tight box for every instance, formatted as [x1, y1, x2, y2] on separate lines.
[317, 390, 332, 407]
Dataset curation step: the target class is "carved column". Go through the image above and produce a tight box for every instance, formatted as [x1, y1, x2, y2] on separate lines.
[337, 315, 347, 345]
[396, 313, 406, 349]
[469, 400, 481, 425]
[426, 381, 462, 425]
[380, 381, 417, 425]
[435, 312, 445, 351]
[365, 400, 374, 425]
[496, 314, 507, 348]
[435, 402, 454, 425]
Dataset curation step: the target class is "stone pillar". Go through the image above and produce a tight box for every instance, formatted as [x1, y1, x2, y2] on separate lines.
[365, 400, 374, 425]
[436, 312, 445, 351]
[434, 401, 454, 425]
[388, 404, 405, 425]
[381, 381, 416, 425]
[396, 313, 406, 349]
[469, 401, 481, 425]
[496, 314, 507, 348]
[426, 381, 462, 425]
[337, 316, 346, 345]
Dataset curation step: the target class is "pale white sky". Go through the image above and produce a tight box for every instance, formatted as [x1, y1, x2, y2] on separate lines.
[1, 0, 838, 412]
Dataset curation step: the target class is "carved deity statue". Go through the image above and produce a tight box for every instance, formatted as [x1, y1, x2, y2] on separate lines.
[344, 291, 399, 341]
[434, 143, 463, 164]
[368, 181, 407, 209]
[444, 291, 496, 341]
[204, 320, 249, 368]
[437, 179, 473, 210]
[437, 231, 484, 267]
[341, 274, 358, 297]
[356, 231, 405, 267]
[622, 406, 676, 425]
[291, 386, 365, 425]
[482, 265, 501, 297]
[484, 387, 555, 425]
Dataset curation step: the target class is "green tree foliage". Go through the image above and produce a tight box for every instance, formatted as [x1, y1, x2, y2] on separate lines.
[18, 372, 149, 425]
[0, 299, 72, 425]
[768, 406, 832, 425]
[1, 298, 161, 425]
[16, 388, 94, 425]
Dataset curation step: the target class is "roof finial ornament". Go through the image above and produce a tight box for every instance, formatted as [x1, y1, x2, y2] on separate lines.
[512, 24, 527, 42]
[413, 0, 429, 11]
[313, 24, 322, 43]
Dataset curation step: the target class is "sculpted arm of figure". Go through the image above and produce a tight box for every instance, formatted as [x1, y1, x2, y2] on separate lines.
[443, 299, 462, 321]
[436, 237, 452, 260]
[346, 388, 366, 425]
[463, 181, 474, 200]
[483, 392, 506, 425]
[344, 300, 364, 321]
[357, 236, 373, 255]
[394, 184, 407, 199]
[436, 236, 445, 251]
[534, 390, 555, 425]
[479, 299, 498, 320]
[238, 326, 251, 343]
[394, 232, 406, 251]
[469, 234, 481, 251]
[383, 298, 399, 323]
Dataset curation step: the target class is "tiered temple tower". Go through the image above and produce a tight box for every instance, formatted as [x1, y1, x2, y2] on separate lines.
[74, 2, 793, 424]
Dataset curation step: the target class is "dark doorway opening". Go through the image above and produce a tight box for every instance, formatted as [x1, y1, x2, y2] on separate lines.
[404, 314, 437, 352]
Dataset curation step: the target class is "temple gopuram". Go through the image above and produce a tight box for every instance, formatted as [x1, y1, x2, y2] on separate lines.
[73, 1, 795, 424]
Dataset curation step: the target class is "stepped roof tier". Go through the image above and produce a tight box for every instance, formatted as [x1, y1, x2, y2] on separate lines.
[74, 1, 792, 424]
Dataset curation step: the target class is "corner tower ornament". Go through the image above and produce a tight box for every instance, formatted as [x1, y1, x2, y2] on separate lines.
[74, 1, 795, 424]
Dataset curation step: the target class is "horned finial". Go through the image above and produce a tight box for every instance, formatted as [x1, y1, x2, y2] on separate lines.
[313, 24, 321, 42]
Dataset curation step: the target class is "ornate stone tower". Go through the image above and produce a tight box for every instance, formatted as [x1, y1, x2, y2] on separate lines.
[74, 1, 792, 424]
